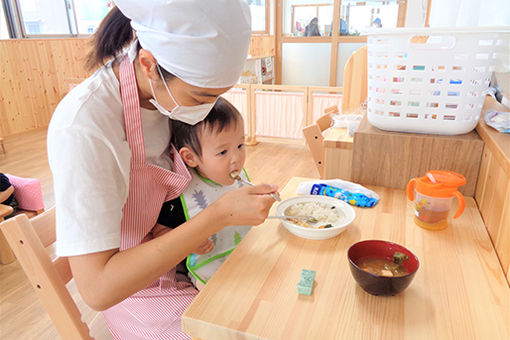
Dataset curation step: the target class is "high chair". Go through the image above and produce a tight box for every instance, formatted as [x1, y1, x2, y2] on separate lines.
[0, 207, 113, 339]
[303, 45, 367, 177]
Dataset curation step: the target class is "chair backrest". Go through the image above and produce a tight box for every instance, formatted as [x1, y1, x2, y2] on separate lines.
[342, 45, 367, 113]
[0, 207, 96, 339]
[302, 113, 333, 178]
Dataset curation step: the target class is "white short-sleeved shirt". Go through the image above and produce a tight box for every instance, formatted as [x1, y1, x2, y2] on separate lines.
[48, 61, 172, 256]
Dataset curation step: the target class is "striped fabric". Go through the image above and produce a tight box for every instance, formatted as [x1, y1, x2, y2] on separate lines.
[102, 57, 197, 339]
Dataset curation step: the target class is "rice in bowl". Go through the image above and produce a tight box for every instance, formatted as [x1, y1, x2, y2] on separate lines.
[284, 201, 345, 228]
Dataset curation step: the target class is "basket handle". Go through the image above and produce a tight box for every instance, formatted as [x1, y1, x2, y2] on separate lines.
[409, 35, 456, 50]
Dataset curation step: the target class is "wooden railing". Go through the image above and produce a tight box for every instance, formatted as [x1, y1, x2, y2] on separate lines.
[222, 84, 343, 145]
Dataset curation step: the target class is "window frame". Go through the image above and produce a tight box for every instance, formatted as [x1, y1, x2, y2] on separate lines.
[250, 0, 270, 35]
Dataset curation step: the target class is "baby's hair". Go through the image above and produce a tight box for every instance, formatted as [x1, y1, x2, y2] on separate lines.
[172, 97, 243, 157]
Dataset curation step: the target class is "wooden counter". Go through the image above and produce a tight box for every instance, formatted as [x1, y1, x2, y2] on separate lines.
[183, 177, 510, 340]
[475, 96, 510, 282]
[351, 116, 484, 196]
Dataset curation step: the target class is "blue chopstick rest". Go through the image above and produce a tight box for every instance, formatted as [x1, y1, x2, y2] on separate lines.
[310, 184, 378, 208]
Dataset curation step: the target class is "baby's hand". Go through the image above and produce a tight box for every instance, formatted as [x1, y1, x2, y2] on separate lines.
[194, 238, 214, 255]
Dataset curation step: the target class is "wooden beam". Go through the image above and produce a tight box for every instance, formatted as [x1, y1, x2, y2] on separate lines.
[397, 0, 408, 27]
[329, 0, 341, 87]
[275, 0, 282, 84]
[425, 0, 432, 27]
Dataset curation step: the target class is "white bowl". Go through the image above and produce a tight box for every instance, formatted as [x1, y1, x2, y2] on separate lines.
[275, 195, 356, 240]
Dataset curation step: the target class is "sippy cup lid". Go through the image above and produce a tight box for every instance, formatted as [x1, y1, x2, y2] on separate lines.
[415, 170, 466, 197]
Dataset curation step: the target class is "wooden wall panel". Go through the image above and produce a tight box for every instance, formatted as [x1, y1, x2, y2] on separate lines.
[249, 35, 275, 57]
[0, 38, 91, 137]
[1, 36, 275, 138]
[475, 146, 510, 281]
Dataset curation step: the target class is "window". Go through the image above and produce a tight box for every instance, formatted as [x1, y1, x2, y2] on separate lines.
[18, 0, 71, 35]
[7, 0, 113, 37]
[0, 1, 10, 38]
[340, 0, 399, 35]
[72, 0, 112, 35]
[5, 0, 267, 38]
[291, 3, 333, 37]
[245, 0, 269, 34]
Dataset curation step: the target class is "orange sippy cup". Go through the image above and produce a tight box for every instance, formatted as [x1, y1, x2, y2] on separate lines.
[406, 170, 466, 230]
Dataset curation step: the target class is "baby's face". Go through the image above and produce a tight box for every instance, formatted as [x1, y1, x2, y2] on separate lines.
[193, 121, 246, 186]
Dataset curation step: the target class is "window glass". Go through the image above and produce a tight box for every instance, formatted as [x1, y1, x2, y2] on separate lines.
[340, 0, 398, 35]
[18, 0, 70, 35]
[282, 43, 331, 85]
[0, 1, 9, 38]
[245, 0, 266, 32]
[73, 0, 112, 34]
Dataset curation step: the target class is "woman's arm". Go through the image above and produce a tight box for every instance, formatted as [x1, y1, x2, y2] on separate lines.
[69, 183, 277, 311]
[0, 185, 14, 204]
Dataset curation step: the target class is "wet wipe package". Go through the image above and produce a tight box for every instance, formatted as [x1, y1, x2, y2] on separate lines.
[297, 179, 379, 208]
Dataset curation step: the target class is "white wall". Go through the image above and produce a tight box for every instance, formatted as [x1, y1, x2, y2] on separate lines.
[429, 0, 510, 27]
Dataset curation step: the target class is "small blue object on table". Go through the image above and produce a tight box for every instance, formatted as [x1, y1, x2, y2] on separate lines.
[297, 269, 316, 295]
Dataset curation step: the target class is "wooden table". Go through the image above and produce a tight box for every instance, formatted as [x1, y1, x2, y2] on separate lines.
[182, 177, 510, 340]
[323, 127, 353, 180]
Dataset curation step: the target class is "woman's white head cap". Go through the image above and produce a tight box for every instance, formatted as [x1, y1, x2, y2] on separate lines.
[114, 0, 251, 88]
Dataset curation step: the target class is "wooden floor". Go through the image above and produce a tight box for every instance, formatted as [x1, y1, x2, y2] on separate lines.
[0, 129, 319, 339]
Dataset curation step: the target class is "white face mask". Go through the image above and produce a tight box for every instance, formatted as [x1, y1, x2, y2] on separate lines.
[148, 65, 216, 125]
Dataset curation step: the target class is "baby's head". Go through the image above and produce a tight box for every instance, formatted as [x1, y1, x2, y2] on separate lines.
[172, 97, 245, 186]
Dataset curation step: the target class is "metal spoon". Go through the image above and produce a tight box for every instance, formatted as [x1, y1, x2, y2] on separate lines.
[267, 215, 319, 223]
[229, 171, 281, 201]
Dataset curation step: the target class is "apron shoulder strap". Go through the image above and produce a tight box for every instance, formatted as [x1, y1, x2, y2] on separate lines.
[119, 56, 145, 165]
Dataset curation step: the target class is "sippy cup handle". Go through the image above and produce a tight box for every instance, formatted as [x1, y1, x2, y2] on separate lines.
[406, 178, 416, 201]
[453, 191, 465, 219]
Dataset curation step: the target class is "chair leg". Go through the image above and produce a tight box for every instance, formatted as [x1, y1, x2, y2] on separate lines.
[0, 229, 16, 264]
[0, 137, 5, 154]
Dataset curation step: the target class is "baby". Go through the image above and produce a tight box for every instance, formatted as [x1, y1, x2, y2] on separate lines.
[153, 97, 252, 285]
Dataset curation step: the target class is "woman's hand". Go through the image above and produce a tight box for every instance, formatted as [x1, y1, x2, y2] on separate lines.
[210, 183, 278, 228]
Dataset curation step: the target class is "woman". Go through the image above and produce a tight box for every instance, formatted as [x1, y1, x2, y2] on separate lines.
[47, 1, 277, 338]
[305, 17, 321, 37]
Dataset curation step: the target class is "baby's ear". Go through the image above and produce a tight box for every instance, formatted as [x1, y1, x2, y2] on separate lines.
[179, 147, 199, 167]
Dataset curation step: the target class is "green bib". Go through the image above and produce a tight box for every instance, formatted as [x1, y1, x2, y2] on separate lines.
[183, 169, 252, 284]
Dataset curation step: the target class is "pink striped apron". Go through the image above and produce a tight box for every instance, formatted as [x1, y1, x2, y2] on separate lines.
[102, 57, 198, 339]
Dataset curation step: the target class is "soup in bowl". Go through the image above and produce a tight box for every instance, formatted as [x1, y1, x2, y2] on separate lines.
[347, 240, 419, 296]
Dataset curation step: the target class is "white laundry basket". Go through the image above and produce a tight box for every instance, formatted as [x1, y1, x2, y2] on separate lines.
[366, 27, 509, 135]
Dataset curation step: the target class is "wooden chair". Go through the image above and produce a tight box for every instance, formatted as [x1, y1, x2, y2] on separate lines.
[0, 207, 112, 339]
[341, 45, 368, 113]
[1, 174, 45, 264]
[302, 111, 334, 178]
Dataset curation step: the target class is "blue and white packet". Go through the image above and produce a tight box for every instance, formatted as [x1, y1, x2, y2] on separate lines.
[297, 179, 379, 208]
